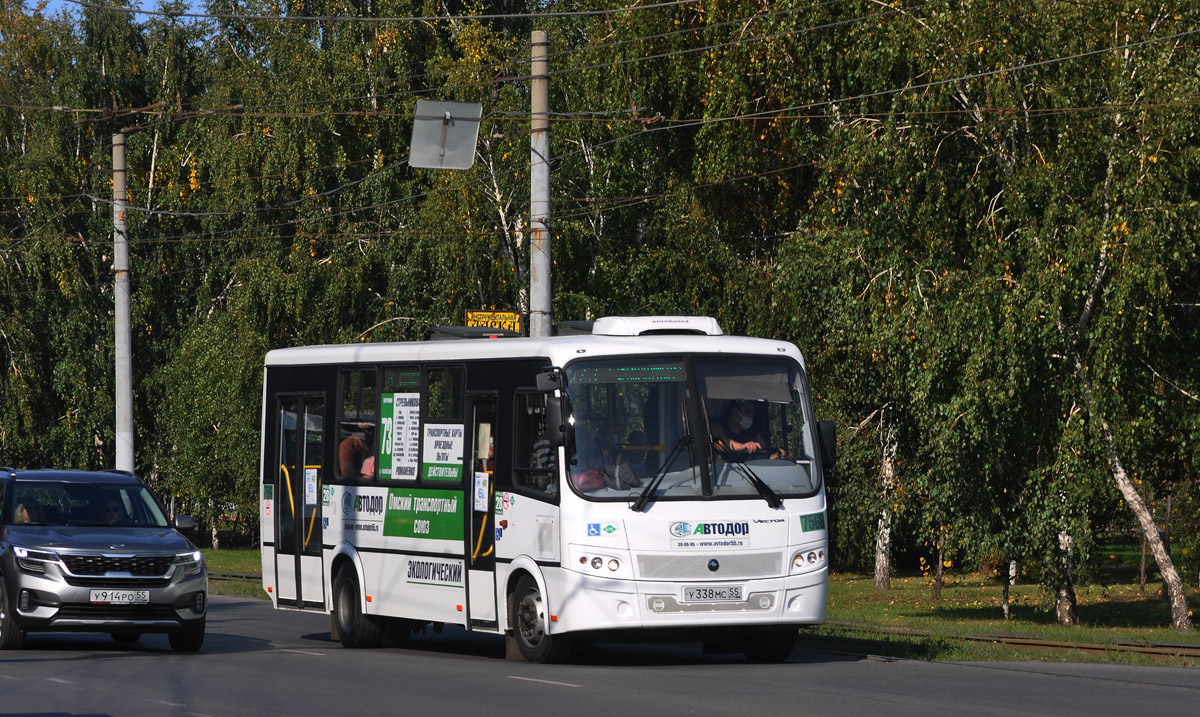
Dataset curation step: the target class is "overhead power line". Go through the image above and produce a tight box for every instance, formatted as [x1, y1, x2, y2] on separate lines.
[65, 0, 703, 23]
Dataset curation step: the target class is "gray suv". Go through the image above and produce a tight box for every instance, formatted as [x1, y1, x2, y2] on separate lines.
[0, 468, 207, 651]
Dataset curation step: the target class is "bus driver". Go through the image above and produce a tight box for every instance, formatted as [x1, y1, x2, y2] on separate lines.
[711, 400, 786, 460]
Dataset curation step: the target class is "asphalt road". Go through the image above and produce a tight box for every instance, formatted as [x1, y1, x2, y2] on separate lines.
[1, 596, 1197, 715]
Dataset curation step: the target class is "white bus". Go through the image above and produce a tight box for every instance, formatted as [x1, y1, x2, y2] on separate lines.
[259, 315, 834, 663]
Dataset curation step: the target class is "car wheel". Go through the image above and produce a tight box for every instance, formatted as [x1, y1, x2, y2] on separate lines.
[168, 621, 205, 652]
[509, 574, 572, 663]
[0, 582, 25, 650]
[742, 628, 796, 663]
[110, 631, 141, 644]
[333, 564, 382, 648]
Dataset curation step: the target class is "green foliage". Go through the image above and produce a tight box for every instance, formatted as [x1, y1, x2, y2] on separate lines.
[0, 0, 1197, 623]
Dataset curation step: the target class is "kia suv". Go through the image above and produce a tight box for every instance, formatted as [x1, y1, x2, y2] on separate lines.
[0, 468, 207, 651]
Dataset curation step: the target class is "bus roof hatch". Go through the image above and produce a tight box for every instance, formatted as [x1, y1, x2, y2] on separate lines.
[590, 315, 724, 337]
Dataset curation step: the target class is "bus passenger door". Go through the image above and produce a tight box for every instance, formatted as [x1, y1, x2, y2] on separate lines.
[274, 395, 327, 610]
[467, 396, 498, 628]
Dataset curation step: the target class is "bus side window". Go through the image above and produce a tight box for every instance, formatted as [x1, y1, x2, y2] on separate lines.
[514, 392, 557, 496]
[338, 368, 377, 480]
[426, 366, 465, 421]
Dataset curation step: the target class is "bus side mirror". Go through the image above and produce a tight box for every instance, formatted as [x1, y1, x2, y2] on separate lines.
[536, 368, 564, 392]
[544, 396, 570, 448]
[537, 369, 571, 448]
[817, 420, 837, 483]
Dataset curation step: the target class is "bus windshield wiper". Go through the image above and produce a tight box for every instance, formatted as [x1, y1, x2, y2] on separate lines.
[710, 440, 784, 509]
[630, 434, 691, 513]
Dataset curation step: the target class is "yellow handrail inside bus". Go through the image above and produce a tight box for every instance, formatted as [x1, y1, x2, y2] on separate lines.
[472, 513, 488, 561]
[281, 464, 294, 520]
[304, 464, 321, 549]
[281, 463, 321, 550]
[472, 478, 495, 560]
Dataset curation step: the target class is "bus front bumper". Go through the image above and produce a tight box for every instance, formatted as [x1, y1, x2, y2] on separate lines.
[550, 566, 827, 634]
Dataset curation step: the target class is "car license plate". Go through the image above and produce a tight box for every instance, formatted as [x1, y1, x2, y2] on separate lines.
[90, 589, 149, 605]
[683, 585, 743, 602]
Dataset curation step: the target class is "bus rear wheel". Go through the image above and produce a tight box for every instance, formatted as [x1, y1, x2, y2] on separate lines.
[334, 564, 382, 648]
[509, 574, 572, 663]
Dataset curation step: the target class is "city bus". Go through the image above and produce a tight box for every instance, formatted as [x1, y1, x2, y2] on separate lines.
[259, 314, 834, 662]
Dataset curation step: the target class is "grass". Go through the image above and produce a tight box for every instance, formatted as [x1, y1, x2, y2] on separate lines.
[200, 549, 1199, 665]
[809, 572, 1200, 666]
[202, 548, 265, 599]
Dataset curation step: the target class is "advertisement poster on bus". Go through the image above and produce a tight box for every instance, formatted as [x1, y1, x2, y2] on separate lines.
[422, 423, 464, 482]
[330, 485, 464, 542]
[379, 392, 420, 480]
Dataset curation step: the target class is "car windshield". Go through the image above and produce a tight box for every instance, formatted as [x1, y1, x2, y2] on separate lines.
[9, 481, 170, 528]
[564, 355, 820, 503]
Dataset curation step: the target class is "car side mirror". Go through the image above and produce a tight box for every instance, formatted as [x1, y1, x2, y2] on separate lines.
[174, 514, 197, 531]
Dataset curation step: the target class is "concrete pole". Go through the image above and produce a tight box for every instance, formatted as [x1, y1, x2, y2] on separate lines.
[113, 132, 134, 472]
[529, 30, 551, 338]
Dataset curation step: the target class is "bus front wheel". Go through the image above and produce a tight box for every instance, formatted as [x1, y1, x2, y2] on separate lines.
[509, 574, 572, 663]
[334, 564, 382, 648]
[742, 628, 796, 663]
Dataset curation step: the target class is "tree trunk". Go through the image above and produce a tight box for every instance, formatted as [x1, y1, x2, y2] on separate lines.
[1055, 530, 1079, 625]
[1001, 559, 1016, 620]
[1161, 495, 1172, 602]
[873, 509, 891, 591]
[873, 421, 897, 591]
[933, 543, 944, 600]
[1139, 534, 1147, 594]
[1096, 416, 1192, 630]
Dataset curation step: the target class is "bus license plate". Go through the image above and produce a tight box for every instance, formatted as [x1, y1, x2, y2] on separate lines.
[683, 585, 743, 602]
[90, 589, 149, 605]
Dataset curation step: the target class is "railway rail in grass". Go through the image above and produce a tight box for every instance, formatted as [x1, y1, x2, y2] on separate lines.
[823, 619, 1200, 661]
[209, 571, 260, 582]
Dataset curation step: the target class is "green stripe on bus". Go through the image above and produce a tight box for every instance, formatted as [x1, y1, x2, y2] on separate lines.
[383, 487, 464, 540]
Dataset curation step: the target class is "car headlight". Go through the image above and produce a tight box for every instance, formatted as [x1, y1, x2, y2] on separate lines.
[13, 546, 58, 573]
[174, 550, 205, 577]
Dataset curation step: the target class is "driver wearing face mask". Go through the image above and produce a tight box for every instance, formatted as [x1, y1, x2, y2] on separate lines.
[711, 400, 785, 459]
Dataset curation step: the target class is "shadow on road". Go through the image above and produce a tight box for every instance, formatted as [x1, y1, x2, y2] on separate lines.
[286, 623, 870, 667]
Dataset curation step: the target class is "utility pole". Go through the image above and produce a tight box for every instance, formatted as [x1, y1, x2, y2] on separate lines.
[113, 132, 134, 472]
[529, 30, 551, 338]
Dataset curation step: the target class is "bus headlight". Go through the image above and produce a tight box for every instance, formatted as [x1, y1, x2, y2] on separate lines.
[571, 547, 629, 578]
[791, 549, 826, 572]
[584, 555, 620, 571]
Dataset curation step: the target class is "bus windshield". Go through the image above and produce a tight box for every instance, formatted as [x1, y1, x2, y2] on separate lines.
[564, 356, 820, 502]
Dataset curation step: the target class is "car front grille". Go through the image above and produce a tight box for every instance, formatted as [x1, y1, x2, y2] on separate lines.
[61, 555, 173, 577]
[63, 575, 173, 588]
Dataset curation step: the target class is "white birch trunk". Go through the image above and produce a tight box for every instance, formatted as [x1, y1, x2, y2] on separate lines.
[873, 421, 897, 591]
[1096, 416, 1192, 630]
